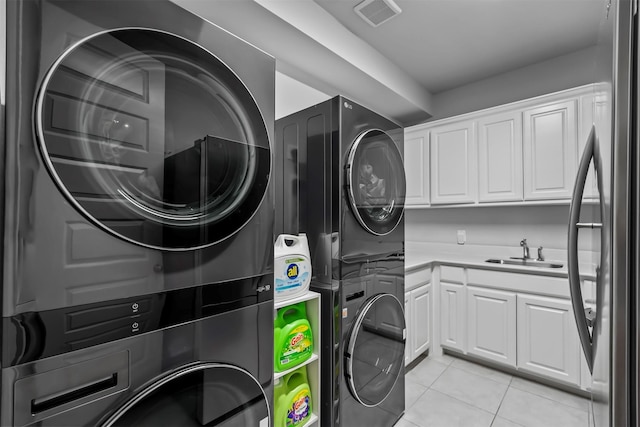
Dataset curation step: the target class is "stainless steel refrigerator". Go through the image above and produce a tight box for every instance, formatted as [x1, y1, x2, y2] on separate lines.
[567, 0, 638, 425]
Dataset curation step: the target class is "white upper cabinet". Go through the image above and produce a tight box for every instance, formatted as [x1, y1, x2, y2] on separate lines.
[403, 84, 593, 208]
[578, 94, 596, 199]
[523, 100, 578, 200]
[579, 92, 608, 200]
[477, 112, 523, 202]
[429, 121, 477, 204]
[404, 128, 430, 206]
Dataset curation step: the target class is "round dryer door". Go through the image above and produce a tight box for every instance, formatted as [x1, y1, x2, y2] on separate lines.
[101, 363, 270, 426]
[346, 129, 406, 236]
[345, 293, 405, 407]
[36, 28, 270, 250]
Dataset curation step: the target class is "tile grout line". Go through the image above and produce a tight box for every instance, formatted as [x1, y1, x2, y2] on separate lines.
[428, 362, 515, 418]
[412, 355, 589, 427]
[490, 375, 515, 427]
[508, 382, 591, 414]
[425, 388, 497, 421]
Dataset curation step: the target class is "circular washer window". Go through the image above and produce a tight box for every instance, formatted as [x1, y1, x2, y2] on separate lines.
[101, 363, 270, 426]
[345, 293, 405, 407]
[36, 28, 271, 250]
[346, 129, 406, 236]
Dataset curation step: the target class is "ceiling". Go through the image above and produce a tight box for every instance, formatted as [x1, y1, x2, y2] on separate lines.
[172, 0, 604, 125]
[313, 0, 602, 94]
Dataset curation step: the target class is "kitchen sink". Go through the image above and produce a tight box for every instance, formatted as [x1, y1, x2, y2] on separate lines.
[485, 258, 563, 269]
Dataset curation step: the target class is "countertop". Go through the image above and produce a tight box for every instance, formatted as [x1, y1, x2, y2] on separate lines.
[405, 242, 597, 281]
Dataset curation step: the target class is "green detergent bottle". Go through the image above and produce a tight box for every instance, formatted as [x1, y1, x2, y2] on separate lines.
[274, 302, 313, 372]
[274, 366, 312, 427]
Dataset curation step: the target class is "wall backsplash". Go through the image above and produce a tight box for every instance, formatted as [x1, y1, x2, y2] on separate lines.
[405, 204, 598, 251]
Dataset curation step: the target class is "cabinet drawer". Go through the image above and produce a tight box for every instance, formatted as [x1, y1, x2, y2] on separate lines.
[440, 266, 464, 284]
[406, 267, 431, 291]
[467, 269, 569, 298]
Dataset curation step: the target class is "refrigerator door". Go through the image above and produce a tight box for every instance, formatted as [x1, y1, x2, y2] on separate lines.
[598, 0, 636, 425]
[568, 0, 636, 425]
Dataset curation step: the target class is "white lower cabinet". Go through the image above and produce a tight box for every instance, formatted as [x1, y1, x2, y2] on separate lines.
[412, 284, 432, 358]
[466, 286, 517, 367]
[405, 291, 413, 366]
[516, 294, 581, 385]
[405, 282, 432, 365]
[580, 279, 597, 390]
[436, 267, 587, 390]
[440, 282, 465, 353]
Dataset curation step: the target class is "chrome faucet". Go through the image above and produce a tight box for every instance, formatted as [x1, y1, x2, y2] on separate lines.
[520, 238, 531, 259]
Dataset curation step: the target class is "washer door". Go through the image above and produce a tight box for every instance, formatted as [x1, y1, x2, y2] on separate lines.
[101, 363, 269, 426]
[36, 28, 270, 250]
[346, 129, 406, 236]
[345, 293, 405, 407]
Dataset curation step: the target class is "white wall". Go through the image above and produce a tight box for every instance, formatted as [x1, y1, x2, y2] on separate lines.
[405, 205, 597, 251]
[275, 71, 331, 119]
[429, 46, 597, 121]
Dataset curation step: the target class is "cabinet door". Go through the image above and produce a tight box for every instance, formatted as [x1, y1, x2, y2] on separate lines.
[477, 112, 523, 202]
[440, 282, 465, 352]
[580, 279, 597, 390]
[523, 100, 578, 200]
[517, 294, 580, 385]
[412, 283, 431, 359]
[466, 286, 517, 366]
[578, 94, 598, 199]
[404, 129, 430, 206]
[404, 290, 413, 366]
[430, 122, 477, 204]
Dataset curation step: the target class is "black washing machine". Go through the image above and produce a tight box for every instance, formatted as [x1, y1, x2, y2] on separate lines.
[1, 279, 273, 426]
[275, 96, 405, 276]
[275, 96, 406, 426]
[2, 0, 274, 316]
[2, 0, 275, 425]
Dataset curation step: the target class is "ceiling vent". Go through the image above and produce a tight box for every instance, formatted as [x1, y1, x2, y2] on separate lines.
[354, 0, 402, 27]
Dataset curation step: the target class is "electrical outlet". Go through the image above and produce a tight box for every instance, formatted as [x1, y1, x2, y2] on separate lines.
[457, 230, 466, 245]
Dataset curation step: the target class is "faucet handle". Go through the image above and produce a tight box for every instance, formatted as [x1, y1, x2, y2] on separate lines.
[520, 238, 527, 247]
[537, 246, 544, 261]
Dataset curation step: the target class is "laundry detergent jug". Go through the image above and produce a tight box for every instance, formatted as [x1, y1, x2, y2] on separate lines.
[274, 234, 311, 302]
[274, 302, 313, 372]
[274, 366, 312, 427]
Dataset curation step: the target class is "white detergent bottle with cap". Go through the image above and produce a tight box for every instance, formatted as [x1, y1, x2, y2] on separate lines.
[274, 234, 312, 302]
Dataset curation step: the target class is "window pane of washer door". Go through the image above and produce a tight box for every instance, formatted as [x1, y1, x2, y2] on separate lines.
[347, 130, 405, 236]
[104, 364, 269, 426]
[37, 29, 270, 250]
[346, 294, 405, 407]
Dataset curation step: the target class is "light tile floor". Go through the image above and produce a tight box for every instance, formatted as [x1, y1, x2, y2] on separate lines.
[399, 353, 591, 427]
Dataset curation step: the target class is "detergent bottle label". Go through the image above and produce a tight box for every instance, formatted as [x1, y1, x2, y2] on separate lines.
[286, 390, 310, 426]
[274, 257, 310, 295]
[279, 325, 312, 367]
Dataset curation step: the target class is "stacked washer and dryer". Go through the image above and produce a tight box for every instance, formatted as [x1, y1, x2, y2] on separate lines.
[1, 1, 275, 425]
[276, 96, 407, 427]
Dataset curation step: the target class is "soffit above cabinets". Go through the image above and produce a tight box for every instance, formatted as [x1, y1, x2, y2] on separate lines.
[171, 0, 434, 126]
[171, 0, 601, 127]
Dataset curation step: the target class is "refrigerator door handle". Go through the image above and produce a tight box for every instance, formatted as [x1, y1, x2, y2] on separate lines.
[568, 124, 596, 373]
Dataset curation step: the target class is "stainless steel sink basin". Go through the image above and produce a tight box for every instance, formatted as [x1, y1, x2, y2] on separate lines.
[485, 258, 563, 269]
